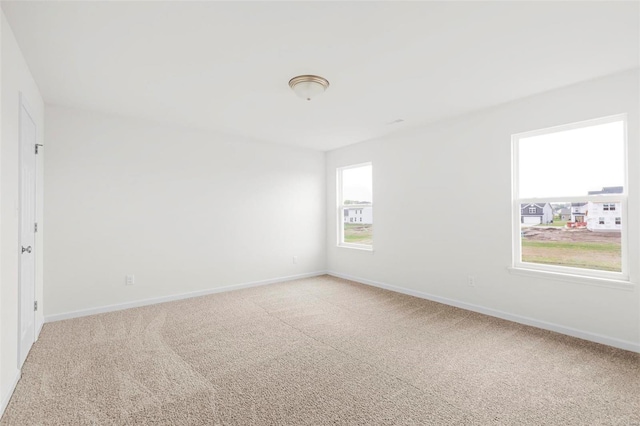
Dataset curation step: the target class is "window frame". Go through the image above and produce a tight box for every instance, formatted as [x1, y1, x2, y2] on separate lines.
[337, 162, 373, 251]
[511, 114, 629, 282]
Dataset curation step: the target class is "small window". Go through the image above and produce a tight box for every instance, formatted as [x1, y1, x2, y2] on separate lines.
[528, 207, 536, 214]
[338, 163, 373, 249]
[513, 115, 627, 279]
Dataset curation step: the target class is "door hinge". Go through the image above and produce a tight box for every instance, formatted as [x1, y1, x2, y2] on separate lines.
[35, 222, 38, 233]
[34, 301, 38, 311]
[35, 144, 43, 154]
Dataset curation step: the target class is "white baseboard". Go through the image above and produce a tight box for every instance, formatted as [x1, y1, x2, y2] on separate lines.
[328, 271, 640, 353]
[0, 369, 21, 420]
[35, 316, 44, 341]
[43, 269, 639, 352]
[1, 321, 43, 419]
[45, 271, 327, 323]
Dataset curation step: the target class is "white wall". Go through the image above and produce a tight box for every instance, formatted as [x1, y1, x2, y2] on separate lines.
[326, 69, 640, 350]
[1, 11, 45, 414]
[44, 106, 326, 318]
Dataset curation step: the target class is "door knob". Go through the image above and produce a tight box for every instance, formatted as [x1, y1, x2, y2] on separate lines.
[21, 246, 32, 254]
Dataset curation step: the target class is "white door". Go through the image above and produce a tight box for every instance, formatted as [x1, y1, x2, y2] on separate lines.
[18, 95, 37, 367]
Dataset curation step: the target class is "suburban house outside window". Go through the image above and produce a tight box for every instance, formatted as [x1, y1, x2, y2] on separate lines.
[338, 163, 373, 249]
[512, 115, 628, 280]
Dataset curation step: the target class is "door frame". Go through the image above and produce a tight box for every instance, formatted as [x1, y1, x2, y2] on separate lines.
[17, 92, 38, 368]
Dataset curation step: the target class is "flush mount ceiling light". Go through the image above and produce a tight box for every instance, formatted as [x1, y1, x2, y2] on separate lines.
[288, 75, 330, 101]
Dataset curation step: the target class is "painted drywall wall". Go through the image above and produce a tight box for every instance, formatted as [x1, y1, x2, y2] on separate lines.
[44, 106, 326, 317]
[1, 11, 45, 413]
[326, 69, 640, 349]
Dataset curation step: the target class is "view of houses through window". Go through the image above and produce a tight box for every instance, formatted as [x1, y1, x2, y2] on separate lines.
[514, 117, 626, 275]
[519, 190, 623, 272]
[338, 163, 373, 247]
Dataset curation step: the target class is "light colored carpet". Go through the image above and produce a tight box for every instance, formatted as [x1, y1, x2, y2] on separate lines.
[1, 275, 638, 425]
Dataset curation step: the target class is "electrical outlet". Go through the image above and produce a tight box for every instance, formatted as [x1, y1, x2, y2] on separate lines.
[126, 275, 135, 286]
[292, 256, 298, 264]
[468, 275, 476, 287]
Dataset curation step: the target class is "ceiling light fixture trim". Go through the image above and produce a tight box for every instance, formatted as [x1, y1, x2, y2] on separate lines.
[288, 74, 330, 101]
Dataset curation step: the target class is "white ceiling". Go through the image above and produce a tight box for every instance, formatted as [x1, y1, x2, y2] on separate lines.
[2, 1, 638, 151]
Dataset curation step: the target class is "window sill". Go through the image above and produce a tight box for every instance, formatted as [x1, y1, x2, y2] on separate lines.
[507, 266, 635, 291]
[337, 244, 374, 253]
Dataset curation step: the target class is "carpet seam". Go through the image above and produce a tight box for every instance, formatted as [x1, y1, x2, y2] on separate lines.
[242, 296, 477, 421]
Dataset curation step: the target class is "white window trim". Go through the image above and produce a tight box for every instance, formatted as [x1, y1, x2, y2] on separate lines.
[511, 114, 630, 283]
[506, 266, 634, 291]
[337, 162, 373, 251]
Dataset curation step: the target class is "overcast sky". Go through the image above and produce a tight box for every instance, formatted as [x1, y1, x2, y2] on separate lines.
[342, 164, 372, 203]
[519, 120, 624, 198]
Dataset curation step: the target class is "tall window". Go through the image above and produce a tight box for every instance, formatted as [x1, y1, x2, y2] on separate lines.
[512, 115, 627, 280]
[338, 163, 373, 249]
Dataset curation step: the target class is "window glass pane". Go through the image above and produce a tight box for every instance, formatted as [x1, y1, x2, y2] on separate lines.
[342, 165, 372, 204]
[520, 201, 621, 272]
[518, 121, 624, 198]
[343, 212, 373, 246]
[340, 164, 373, 247]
